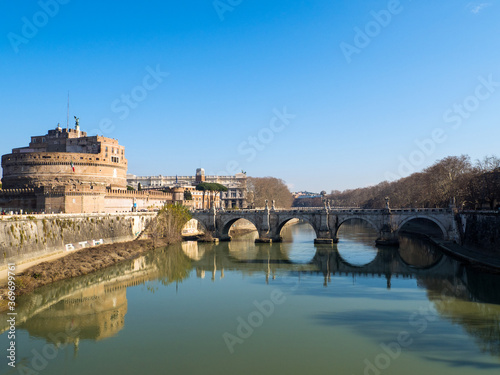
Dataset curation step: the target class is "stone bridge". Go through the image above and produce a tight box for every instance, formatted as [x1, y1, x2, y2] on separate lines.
[191, 204, 461, 245]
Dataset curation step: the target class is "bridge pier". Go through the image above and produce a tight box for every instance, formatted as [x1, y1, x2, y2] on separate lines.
[314, 238, 334, 245]
[314, 208, 334, 244]
[255, 237, 273, 243]
[375, 236, 399, 246]
[375, 226, 399, 246]
[255, 230, 282, 243]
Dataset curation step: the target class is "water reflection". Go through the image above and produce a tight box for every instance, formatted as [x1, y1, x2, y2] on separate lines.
[336, 219, 379, 266]
[398, 236, 444, 268]
[20, 286, 127, 343]
[2, 222, 500, 373]
[280, 220, 318, 263]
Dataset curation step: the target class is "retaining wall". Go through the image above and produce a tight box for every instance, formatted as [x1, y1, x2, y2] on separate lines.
[458, 211, 500, 254]
[0, 212, 156, 268]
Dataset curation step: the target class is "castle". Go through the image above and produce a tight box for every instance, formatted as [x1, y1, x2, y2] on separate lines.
[1, 119, 248, 213]
[0, 120, 172, 213]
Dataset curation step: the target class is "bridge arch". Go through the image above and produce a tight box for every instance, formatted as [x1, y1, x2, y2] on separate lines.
[220, 216, 259, 238]
[334, 216, 380, 237]
[396, 215, 447, 239]
[276, 216, 319, 239]
[181, 218, 208, 236]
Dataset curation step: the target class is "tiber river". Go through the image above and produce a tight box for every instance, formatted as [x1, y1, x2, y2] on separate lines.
[1, 220, 500, 375]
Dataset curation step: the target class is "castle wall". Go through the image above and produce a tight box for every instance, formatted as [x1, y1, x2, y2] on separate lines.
[0, 188, 173, 214]
[0, 212, 155, 267]
[104, 190, 173, 212]
[63, 193, 106, 214]
[1, 151, 127, 189]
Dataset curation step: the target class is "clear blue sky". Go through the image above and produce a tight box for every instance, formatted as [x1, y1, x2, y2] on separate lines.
[1, 0, 499, 192]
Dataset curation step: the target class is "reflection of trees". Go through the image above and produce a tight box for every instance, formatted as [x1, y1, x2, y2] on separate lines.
[464, 267, 500, 305]
[431, 294, 500, 357]
[423, 269, 500, 359]
[151, 245, 192, 288]
[398, 235, 443, 268]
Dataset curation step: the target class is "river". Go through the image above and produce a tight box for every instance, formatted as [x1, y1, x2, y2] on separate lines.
[1, 221, 500, 375]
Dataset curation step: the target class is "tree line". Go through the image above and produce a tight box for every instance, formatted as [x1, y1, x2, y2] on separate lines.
[323, 155, 500, 210]
[247, 177, 294, 208]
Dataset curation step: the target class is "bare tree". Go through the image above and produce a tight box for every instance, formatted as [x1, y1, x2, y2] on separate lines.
[247, 177, 294, 208]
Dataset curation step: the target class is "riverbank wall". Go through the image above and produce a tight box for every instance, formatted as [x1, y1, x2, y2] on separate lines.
[0, 212, 156, 268]
[458, 211, 500, 254]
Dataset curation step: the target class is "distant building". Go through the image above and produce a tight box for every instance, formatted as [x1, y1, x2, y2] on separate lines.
[293, 191, 321, 199]
[1, 121, 172, 213]
[127, 168, 248, 209]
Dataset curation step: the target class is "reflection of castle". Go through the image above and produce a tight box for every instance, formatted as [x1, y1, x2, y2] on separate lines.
[16, 254, 158, 349]
[0, 121, 172, 213]
[20, 286, 128, 344]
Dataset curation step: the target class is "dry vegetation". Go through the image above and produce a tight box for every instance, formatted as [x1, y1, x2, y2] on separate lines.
[247, 176, 294, 208]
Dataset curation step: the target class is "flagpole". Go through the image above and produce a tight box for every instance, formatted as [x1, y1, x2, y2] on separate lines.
[67, 91, 69, 131]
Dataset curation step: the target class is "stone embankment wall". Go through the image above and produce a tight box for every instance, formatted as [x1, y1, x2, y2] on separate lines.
[458, 211, 500, 253]
[0, 212, 156, 268]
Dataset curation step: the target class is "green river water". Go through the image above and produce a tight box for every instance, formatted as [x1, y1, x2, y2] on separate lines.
[1, 221, 500, 375]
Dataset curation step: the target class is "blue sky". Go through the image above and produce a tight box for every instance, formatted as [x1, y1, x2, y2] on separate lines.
[1, 0, 499, 192]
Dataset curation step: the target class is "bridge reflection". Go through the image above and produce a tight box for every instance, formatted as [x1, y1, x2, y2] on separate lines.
[2, 231, 499, 359]
[185, 238, 455, 291]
